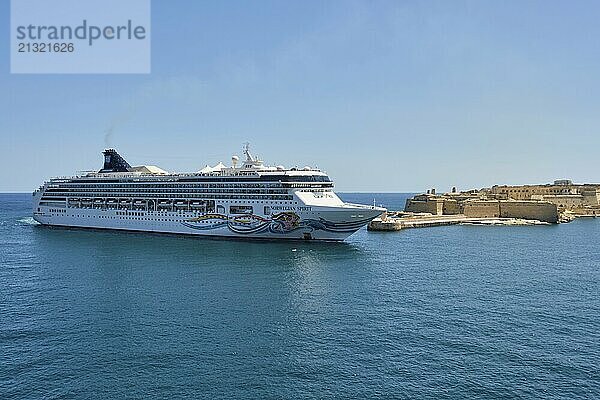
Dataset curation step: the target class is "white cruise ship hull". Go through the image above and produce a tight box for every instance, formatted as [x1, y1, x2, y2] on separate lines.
[32, 205, 382, 241]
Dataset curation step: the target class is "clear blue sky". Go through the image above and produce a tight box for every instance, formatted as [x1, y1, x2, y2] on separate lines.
[1, 0, 599, 192]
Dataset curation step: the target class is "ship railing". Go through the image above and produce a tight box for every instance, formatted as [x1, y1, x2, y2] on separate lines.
[51, 168, 325, 180]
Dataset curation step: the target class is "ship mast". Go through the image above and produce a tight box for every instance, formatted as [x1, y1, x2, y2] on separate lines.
[243, 142, 254, 162]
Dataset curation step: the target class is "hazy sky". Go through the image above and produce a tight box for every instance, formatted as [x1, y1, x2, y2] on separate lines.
[2, 0, 599, 192]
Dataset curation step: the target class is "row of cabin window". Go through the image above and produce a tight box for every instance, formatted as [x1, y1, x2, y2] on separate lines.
[49, 205, 278, 216]
[46, 193, 294, 200]
[47, 188, 290, 194]
[54, 183, 286, 189]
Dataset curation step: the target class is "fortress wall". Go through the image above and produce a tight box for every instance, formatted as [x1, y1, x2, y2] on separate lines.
[538, 195, 583, 210]
[442, 199, 461, 215]
[500, 202, 558, 223]
[582, 190, 600, 206]
[405, 199, 443, 215]
[405, 193, 561, 223]
[461, 200, 558, 223]
[462, 201, 501, 218]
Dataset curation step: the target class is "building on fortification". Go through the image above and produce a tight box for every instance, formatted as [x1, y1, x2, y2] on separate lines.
[490, 181, 600, 208]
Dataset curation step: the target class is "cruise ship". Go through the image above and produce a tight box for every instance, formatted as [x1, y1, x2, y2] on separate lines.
[32, 146, 385, 241]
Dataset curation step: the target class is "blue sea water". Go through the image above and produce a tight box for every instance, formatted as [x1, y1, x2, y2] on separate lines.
[1, 192, 599, 399]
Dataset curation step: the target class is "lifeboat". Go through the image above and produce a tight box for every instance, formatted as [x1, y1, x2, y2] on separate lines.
[158, 200, 171, 209]
[132, 200, 145, 210]
[174, 200, 187, 209]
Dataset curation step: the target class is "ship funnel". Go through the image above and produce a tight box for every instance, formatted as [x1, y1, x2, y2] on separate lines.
[100, 149, 131, 173]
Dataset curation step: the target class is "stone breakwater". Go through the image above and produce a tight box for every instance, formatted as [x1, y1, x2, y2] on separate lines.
[368, 212, 549, 231]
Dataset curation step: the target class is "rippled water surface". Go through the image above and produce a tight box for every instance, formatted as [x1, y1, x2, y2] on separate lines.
[1, 193, 599, 399]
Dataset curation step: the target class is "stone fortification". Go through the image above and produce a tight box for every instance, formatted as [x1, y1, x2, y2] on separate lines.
[403, 180, 600, 223]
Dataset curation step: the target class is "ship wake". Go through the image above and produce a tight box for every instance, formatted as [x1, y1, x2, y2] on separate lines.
[18, 217, 40, 226]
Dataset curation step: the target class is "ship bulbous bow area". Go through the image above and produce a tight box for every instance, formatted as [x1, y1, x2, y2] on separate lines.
[312, 206, 386, 233]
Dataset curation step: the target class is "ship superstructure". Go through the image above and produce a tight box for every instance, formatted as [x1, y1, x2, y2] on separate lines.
[33, 146, 385, 241]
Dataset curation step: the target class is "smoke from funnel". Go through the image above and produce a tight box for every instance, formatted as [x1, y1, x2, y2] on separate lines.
[104, 107, 136, 148]
[102, 76, 205, 148]
[104, 126, 114, 148]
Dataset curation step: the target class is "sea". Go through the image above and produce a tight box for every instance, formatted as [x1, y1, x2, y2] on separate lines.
[1, 192, 598, 399]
